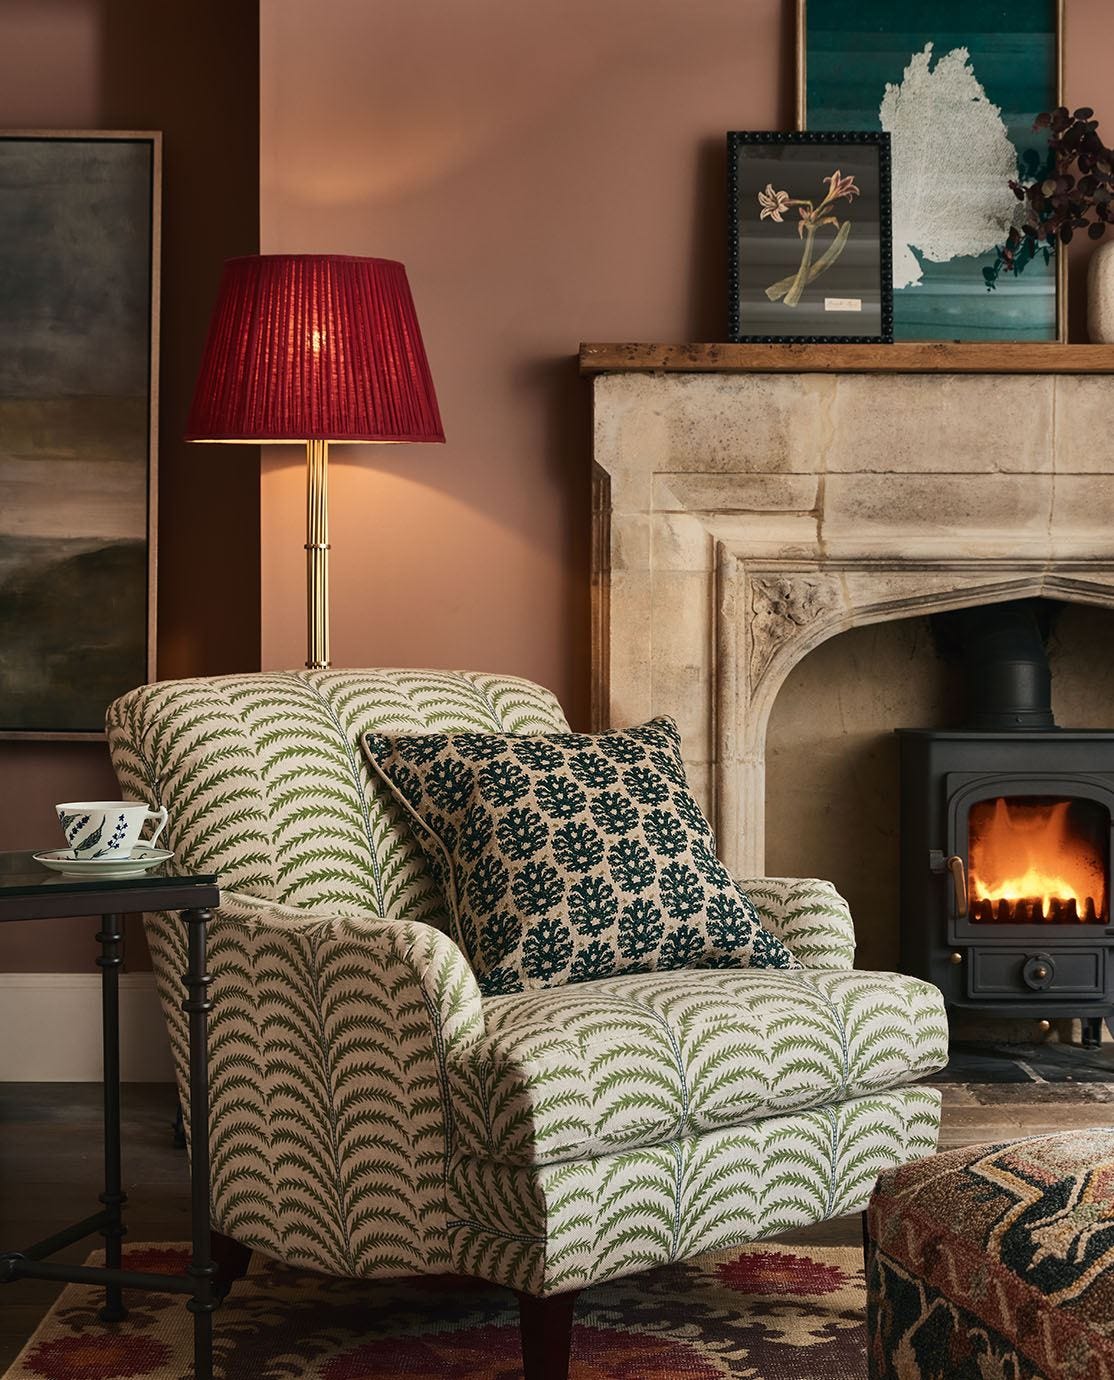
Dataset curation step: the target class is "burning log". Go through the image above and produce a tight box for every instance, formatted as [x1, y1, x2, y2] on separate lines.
[968, 892, 1102, 924]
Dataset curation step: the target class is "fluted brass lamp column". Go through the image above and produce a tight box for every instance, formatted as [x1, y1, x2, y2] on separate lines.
[186, 255, 444, 669]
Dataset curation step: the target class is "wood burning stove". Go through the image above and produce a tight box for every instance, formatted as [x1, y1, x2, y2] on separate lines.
[898, 601, 1114, 1046]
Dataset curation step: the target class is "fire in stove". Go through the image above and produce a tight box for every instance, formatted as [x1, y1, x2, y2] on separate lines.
[968, 796, 1108, 924]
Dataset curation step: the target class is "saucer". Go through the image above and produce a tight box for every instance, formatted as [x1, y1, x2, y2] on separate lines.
[33, 847, 174, 879]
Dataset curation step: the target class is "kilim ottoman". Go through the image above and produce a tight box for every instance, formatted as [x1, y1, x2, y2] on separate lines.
[866, 1131, 1114, 1380]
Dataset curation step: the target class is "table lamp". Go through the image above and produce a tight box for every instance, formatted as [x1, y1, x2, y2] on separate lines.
[186, 254, 444, 669]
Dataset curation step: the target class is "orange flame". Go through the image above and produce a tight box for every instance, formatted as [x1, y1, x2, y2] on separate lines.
[969, 797, 1106, 919]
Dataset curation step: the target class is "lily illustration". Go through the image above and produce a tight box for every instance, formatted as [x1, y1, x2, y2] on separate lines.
[758, 168, 860, 306]
[758, 184, 791, 222]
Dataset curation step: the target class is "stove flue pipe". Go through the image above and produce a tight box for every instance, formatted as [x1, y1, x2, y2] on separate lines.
[959, 600, 1056, 732]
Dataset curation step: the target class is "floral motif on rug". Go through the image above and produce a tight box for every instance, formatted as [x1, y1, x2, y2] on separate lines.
[6, 1243, 867, 1380]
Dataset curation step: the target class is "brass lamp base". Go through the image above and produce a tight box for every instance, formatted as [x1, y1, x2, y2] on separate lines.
[305, 438, 330, 670]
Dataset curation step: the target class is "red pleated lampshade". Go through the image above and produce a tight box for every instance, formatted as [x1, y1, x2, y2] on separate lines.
[186, 254, 444, 443]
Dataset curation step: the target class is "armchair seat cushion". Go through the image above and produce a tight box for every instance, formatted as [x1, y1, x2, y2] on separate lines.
[449, 967, 948, 1167]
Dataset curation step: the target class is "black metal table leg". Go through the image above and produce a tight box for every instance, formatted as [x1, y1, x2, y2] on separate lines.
[96, 912, 128, 1323]
[1083, 1016, 1104, 1049]
[0, 858, 221, 1363]
[182, 907, 218, 1380]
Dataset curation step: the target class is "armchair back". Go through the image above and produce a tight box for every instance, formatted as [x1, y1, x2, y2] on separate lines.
[106, 669, 569, 915]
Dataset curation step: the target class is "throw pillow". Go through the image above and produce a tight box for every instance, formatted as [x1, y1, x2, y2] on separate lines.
[362, 716, 799, 995]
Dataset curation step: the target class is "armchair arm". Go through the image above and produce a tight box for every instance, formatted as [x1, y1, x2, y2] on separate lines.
[739, 877, 857, 970]
[216, 889, 484, 1048]
[144, 889, 483, 1279]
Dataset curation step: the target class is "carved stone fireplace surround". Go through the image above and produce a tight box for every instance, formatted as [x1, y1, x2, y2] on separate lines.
[585, 343, 1114, 877]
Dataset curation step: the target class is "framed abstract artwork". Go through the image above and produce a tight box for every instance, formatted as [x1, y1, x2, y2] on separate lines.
[798, 0, 1064, 341]
[0, 131, 161, 738]
[728, 130, 893, 343]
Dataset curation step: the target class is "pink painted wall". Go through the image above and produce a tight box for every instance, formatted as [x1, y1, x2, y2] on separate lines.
[260, 0, 795, 724]
[1063, 2, 1114, 332]
[0, 4, 119, 970]
[0, 0, 259, 971]
[259, 0, 1111, 731]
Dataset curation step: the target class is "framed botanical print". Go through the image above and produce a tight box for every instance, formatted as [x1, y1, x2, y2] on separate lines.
[798, 0, 1064, 341]
[0, 131, 161, 737]
[728, 131, 893, 343]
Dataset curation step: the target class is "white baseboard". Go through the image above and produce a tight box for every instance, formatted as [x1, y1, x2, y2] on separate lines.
[0, 972, 175, 1082]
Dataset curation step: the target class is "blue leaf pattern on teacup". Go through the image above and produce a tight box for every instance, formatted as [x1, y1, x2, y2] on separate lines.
[61, 813, 90, 842]
[71, 817, 106, 854]
[106, 814, 129, 852]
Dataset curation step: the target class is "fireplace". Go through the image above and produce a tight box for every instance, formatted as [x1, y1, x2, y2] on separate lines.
[586, 343, 1114, 1011]
[898, 601, 1114, 1044]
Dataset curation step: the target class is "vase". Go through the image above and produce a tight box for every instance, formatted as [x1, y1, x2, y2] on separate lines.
[1087, 238, 1114, 342]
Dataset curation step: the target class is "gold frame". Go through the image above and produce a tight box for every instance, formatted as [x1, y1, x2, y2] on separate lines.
[795, 0, 1067, 343]
[0, 130, 161, 741]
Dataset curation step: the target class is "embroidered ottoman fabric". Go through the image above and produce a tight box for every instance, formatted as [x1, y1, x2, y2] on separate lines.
[866, 1131, 1114, 1380]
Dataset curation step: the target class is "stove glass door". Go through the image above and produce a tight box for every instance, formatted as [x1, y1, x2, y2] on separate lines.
[966, 794, 1108, 925]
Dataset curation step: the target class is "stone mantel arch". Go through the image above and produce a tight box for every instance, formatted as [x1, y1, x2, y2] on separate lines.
[590, 368, 1114, 875]
[718, 558, 1114, 872]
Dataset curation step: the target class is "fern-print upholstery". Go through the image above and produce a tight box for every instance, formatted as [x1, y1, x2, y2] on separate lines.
[451, 968, 948, 1166]
[106, 669, 948, 1299]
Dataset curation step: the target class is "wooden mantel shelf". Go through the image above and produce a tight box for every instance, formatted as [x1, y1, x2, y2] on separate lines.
[579, 342, 1114, 375]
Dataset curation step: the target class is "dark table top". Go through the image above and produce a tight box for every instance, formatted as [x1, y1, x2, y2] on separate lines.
[0, 850, 219, 922]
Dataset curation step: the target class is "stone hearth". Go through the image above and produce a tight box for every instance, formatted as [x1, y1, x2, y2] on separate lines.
[587, 348, 1114, 877]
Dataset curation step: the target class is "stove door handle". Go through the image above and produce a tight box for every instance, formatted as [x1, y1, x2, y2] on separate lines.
[946, 854, 968, 919]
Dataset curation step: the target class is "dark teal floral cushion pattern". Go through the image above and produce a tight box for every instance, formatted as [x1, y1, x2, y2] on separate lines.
[362, 717, 799, 996]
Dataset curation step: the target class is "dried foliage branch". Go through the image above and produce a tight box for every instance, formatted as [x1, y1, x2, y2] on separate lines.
[986, 107, 1114, 289]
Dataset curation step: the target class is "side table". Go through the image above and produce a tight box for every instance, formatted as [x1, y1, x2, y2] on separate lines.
[0, 851, 221, 1380]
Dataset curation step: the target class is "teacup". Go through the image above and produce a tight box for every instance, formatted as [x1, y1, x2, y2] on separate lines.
[56, 800, 169, 861]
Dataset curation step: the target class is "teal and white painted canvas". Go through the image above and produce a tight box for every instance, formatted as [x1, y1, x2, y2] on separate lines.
[800, 0, 1059, 340]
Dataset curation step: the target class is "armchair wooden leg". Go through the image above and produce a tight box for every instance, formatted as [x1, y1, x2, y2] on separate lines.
[211, 1231, 252, 1299]
[517, 1288, 579, 1380]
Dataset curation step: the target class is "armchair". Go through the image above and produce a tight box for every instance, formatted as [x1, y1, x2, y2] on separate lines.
[107, 669, 948, 1380]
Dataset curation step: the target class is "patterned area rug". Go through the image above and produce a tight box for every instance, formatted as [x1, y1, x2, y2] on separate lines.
[6, 1243, 867, 1379]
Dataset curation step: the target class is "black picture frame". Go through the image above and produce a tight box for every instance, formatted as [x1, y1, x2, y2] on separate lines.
[727, 130, 892, 344]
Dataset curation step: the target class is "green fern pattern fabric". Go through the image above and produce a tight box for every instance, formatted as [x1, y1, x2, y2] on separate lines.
[133, 896, 483, 1277]
[107, 669, 568, 919]
[448, 967, 949, 1166]
[363, 717, 797, 994]
[105, 669, 567, 1274]
[105, 669, 947, 1293]
[738, 877, 858, 969]
[448, 1086, 942, 1296]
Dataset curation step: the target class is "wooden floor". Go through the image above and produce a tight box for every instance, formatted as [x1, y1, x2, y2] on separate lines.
[2, 1079, 1113, 1369]
[1, 1084, 190, 1370]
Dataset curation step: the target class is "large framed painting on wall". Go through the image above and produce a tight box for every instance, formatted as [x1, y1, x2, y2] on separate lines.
[728, 131, 893, 343]
[798, 0, 1063, 341]
[0, 131, 160, 738]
